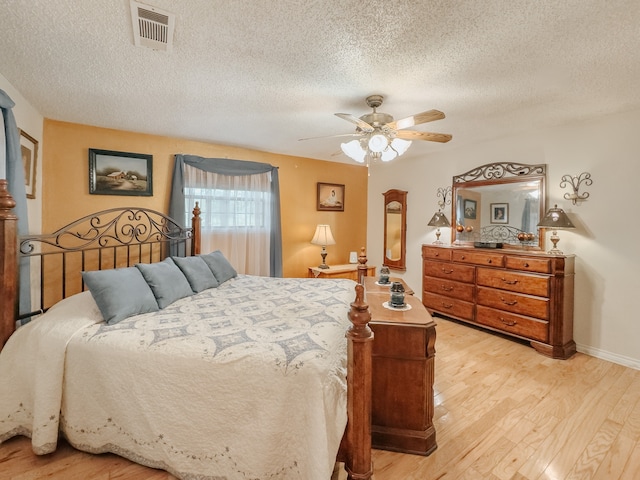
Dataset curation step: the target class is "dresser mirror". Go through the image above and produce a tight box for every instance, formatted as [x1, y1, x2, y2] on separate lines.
[451, 162, 546, 249]
[383, 189, 407, 270]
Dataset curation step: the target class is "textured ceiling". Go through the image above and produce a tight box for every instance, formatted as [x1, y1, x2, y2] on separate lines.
[2, 0, 640, 164]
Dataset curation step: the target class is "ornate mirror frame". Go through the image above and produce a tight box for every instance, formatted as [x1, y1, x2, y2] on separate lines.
[451, 162, 546, 250]
[383, 189, 407, 270]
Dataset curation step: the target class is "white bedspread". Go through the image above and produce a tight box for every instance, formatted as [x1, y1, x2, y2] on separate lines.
[0, 275, 356, 480]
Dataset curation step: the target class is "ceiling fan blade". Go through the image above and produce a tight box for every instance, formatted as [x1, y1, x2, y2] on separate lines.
[395, 130, 452, 143]
[335, 113, 375, 132]
[386, 110, 445, 131]
[298, 132, 361, 141]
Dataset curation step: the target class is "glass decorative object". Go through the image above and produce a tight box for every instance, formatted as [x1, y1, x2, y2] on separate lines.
[389, 281, 405, 308]
[378, 266, 390, 284]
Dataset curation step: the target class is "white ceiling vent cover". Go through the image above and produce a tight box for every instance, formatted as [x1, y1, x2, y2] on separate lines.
[130, 0, 175, 52]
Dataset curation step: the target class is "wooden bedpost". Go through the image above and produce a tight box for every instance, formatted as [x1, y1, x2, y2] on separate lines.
[342, 283, 374, 480]
[356, 246, 368, 284]
[191, 202, 201, 255]
[0, 180, 18, 349]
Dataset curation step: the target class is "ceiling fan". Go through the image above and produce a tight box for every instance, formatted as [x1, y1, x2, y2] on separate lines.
[301, 95, 452, 163]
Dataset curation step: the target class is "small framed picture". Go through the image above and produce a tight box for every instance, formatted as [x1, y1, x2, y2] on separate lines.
[490, 203, 509, 224]
[463, 199, 477, 219]
[19, 129, 38, 199]
[89, 149, 153, 196]
[317, 182, 345, 211]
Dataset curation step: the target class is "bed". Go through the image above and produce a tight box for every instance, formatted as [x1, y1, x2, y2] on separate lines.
[0, 179, 374, 480]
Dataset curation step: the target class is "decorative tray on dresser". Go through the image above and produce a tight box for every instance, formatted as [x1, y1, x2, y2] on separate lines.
[422, 244, 575, 359]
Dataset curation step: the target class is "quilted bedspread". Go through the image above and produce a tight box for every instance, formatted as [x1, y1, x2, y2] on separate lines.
[0, 275, 357, 480]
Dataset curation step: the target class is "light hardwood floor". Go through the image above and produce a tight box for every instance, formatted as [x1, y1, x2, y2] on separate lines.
[2, 317, 639, 479]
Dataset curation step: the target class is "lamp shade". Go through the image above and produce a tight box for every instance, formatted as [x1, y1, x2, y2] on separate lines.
[427, 210, 451, 228]
[536, 205, 575, 229]
[310, 224, 336, 246]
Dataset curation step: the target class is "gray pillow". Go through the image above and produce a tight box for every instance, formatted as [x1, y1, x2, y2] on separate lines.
[82, 267, 159, 325]
[200, 250, 238, 284]
[135, 257, 194, 308]
[171, 255, 219, 293]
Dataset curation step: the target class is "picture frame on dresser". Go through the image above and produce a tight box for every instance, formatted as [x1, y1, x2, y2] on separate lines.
[89, 148, 153, 196]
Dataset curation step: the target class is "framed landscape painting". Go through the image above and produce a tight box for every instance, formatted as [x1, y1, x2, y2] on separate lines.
[89, 149, 153, 196]
[19, 129, 38, 199]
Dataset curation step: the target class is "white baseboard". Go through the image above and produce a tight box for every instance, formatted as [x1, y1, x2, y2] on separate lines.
[576, 343, 640, 371]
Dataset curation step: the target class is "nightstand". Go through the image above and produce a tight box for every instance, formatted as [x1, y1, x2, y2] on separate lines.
[307, 264, 376, 281]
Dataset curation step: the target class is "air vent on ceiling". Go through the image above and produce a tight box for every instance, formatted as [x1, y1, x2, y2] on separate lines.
[130, 0, 175, 52]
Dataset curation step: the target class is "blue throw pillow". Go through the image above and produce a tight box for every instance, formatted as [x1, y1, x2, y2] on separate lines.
[200, 250, 238, 284]
[171, 255, 219, 293]
[82, 267, 159, 325]
[136, 257, 194, 308]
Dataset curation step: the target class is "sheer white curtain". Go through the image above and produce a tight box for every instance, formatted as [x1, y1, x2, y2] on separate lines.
[183, 163, 271, 276]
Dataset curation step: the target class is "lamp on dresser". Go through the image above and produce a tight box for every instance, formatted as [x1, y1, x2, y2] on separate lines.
[427, 209, 450, 244]
[537, 204, 575, 254]
[310, 224, 336, 269]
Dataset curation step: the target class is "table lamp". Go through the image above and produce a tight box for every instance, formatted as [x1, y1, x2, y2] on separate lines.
[427, 210, 451, 244]
[536, 204, 575, 254]
[311, 224, 336, 268]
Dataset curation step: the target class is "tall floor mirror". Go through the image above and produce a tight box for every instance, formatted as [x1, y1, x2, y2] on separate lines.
[383, 189, 407, 270]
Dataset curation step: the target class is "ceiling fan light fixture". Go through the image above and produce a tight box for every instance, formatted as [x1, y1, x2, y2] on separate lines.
[367, 133, 389, 153]
[341, 140, 366, 163]
[390, 138, 412, 156]
[380, 148, 397, 162]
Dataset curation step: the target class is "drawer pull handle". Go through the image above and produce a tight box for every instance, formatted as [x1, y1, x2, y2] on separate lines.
[441, 285, 454, 292]
[442, 268, 454, 274]
[434, 253, 439, 257]
[461, 255, 465, 260]
[500, 317, 517, 327]
[523, 262, 530, 268]
[501, 278, 519, 285]
[500, 297, 518, 306]
[487, 259, 492, 264]
[441, 302, 454, 309]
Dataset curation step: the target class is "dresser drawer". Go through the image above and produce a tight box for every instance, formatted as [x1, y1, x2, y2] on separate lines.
[505, 256, 552, 274]
[476, 268, 550, 297]
[477, 286, 549, 320]
[422, 246, 452, 261]
[476, 305, 549, 342]
[423, 260, 475, 283]
[423, 276, 474, 302]
[452, 250, 505, 267]
[422, 292, 474, 321]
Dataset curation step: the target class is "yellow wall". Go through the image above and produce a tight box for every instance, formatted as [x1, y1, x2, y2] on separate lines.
[42, 119, 368, 278]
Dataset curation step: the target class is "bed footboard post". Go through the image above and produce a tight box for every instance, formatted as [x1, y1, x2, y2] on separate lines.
[191, 202, 201, 255]
[356, 247, 368, 285]
[343, 283, 373, 480]
[0, 180, 18, 349]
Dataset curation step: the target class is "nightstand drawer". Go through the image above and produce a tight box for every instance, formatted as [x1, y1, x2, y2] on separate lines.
[423, 276, 474, 302]
[477, 268, 549, 297]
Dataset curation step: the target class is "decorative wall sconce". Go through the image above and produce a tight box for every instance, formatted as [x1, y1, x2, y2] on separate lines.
[560, 172, 592, 205]
[536, 204, 575, 254]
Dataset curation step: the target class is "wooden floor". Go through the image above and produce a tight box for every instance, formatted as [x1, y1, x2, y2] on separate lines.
[2, 317, 639, 479]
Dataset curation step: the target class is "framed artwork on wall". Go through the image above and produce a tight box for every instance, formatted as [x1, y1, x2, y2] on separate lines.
[317, 182, 345, 211]
[490, 203, 509, 224]
[19, 129, 38, 199]
[89, 148, 153, 196]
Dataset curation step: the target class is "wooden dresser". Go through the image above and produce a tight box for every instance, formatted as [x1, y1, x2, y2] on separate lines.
[422, 245, 575, 359]
[364, 277, 437, 456]
[307, 264, 375, 281]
